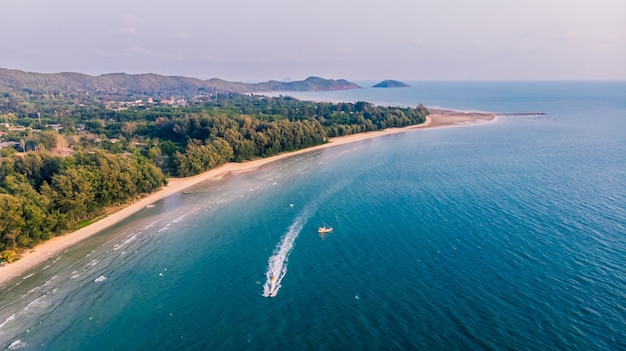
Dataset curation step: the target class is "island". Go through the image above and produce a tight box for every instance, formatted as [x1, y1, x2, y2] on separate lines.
[372, 80, 410, 88]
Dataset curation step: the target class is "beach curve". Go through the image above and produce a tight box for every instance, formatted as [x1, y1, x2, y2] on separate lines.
[0, 109, 495, 286]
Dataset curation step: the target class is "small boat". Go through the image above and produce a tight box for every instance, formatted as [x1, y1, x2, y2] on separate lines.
[318, 223, 333, 233]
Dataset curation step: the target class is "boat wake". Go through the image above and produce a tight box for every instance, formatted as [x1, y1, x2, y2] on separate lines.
[261, 171, 352, 298]
[262, 216, 307, 298]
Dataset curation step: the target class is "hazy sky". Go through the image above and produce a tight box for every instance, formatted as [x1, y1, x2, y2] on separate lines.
[1, 0, 624, 81]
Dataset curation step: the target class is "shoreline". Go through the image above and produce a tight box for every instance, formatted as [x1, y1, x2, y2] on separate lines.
[0, 109, 495, 286]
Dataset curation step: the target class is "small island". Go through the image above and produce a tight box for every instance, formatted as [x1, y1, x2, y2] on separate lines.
[372, 80, 410, 88]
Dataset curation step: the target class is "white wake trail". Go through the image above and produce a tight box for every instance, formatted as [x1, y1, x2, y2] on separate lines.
[263, 216, 307, 298]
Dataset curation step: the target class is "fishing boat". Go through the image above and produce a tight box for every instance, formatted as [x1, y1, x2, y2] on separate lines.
[318, 223, 333, 233]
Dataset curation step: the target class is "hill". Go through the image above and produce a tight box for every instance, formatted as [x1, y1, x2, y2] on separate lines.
[372, 80, 410, 88]
[0, 68, 360, 99]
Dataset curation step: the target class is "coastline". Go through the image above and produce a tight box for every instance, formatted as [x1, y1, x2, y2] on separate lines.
[0, 109, 495, 286]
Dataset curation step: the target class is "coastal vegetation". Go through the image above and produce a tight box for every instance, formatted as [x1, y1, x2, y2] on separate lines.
[0, 151, 167, 252]
[0, 69, 428, 258]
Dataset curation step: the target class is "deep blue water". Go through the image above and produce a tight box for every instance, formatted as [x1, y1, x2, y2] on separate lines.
[1, 82, 625, 350]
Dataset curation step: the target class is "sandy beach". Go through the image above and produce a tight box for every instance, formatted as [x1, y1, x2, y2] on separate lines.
[0, 109, 495, 286]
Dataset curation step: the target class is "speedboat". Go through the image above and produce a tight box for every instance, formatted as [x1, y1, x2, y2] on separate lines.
[318, 224, 333, 233]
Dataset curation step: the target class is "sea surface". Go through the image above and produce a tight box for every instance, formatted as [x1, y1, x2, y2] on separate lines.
[1, 81, 625, 350]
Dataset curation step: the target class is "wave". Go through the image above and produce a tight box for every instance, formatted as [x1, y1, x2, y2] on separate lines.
[7, 339, 27, 350]
[0, 312, 16, 330]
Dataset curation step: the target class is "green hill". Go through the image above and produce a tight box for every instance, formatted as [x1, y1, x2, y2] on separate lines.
[372, 80, 410, 88]
[0, 68, 360, 99]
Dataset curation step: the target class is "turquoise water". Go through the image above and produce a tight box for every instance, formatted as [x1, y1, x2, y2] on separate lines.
[1, 82, 625, 350]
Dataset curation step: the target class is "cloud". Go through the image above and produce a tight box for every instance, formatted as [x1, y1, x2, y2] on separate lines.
[333, 48, 352, 56]
[121, 27, 137, 35]
[27, 48, 70, 56]
[173, 32, 190, 40]
[95, 46, 182, 60]
[112, 12, 143, 36]
[565, 30, 584, 43]
[129, 46, 148, 54]
[122, 12, 143, 26]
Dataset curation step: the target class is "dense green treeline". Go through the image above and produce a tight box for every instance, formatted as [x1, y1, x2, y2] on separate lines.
[0, 92, 428, 256]
[0, 151, 166, 253]
[93, 95, 428, 176]
[24, 94, 427, 177]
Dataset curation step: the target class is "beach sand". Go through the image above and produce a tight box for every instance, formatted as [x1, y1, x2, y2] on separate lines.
[0, 109, 495, 286]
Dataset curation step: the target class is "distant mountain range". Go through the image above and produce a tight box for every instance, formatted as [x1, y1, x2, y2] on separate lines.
[0, 68, 360, 99]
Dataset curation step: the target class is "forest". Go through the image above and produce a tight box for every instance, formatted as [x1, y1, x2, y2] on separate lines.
[0, 90, 428, 260]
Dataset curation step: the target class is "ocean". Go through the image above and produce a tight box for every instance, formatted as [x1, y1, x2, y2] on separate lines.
[1, 81, 625, 350]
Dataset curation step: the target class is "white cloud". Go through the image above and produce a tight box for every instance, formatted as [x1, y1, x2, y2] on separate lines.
[121, 12, 143, 26]
[333, 48, 352, 56]
[113, 12, 143, 36]
[27, 49, 70, 56]
[174, 32, 190, 40]
[95, 47, 181, 60]
[121, 27, 137, 35]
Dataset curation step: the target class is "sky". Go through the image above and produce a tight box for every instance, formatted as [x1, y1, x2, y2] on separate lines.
[1, 0, 625, 82]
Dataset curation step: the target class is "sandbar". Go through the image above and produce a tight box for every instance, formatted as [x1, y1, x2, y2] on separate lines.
[0, 109, 495, 286]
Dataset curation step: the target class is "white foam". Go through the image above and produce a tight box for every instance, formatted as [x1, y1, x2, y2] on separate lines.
[22, 295, 50, 314]
[262, 216, 307, 297]
[8, 339, 27, 349]
[0, 313, 16, 329]
[156, 224, 171, 234]
[113, 234, 138, 251]
[26, 285, 41, 295]
[43, 275, 58, 287]
[171, 213, 188, 224]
